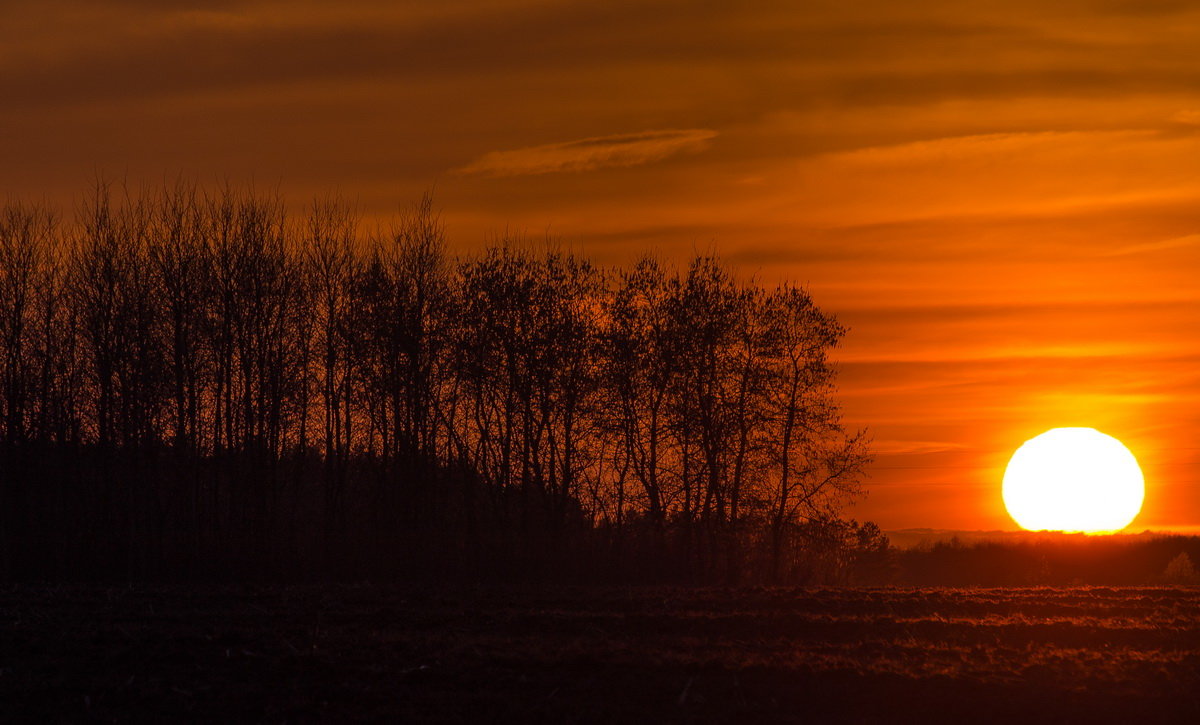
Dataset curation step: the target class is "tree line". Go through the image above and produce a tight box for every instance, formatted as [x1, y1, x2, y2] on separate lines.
[895, 534, 1200, 586]
[0, 181, 873, 583]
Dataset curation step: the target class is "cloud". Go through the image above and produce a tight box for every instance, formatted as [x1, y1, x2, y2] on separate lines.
[1104, 233, 1200, 256]
[455, 129, 718, 177]
[871, 440, 972, 455]
[827, 130, 1154, 167]
[1170, 109, 1200, 125]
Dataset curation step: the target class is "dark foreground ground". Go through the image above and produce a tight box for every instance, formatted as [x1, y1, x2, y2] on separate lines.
[3, 585, 1199, 723]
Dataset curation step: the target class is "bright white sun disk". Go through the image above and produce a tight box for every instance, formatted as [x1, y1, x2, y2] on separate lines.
[1002, 427, 1144, 533]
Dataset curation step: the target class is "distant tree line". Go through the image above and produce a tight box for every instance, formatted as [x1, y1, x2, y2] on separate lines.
[0, 181, 872, 583]
[895, 534, 1200, 586]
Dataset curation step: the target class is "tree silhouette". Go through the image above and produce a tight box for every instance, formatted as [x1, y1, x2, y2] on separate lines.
[1164, 552, 1200, 584]
[0, 182, 872, 583]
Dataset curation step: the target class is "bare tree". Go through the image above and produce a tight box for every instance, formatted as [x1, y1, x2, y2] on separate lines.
[760, 284, 871, 580]
[603, 255, 675, 528]
[0, 201, 56, 445]
[147, 181, 210, 454]
[301, 195, 358, 533]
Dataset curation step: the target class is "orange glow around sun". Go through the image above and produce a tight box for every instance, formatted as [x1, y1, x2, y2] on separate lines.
[1002, 428, 1145, 533]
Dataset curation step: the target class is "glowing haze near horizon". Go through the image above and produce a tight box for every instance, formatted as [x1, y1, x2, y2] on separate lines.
[4, 0, 1200, 531]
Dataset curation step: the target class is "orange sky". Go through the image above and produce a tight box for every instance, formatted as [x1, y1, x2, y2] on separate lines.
[4, 0, 1200, 530]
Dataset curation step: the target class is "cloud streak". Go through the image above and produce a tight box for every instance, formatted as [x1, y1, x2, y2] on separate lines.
[1104, 233, 1200, 256]
[455, 129, 717, 177]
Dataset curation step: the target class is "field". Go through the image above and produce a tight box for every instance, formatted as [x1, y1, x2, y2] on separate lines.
[3, 586, 1200, 723]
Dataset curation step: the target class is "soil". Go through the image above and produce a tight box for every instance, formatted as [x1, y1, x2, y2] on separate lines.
[3, 585, 1198, 723]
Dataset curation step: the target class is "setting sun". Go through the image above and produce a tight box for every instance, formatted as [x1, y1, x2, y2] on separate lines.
[1002, 428, 1145, 533]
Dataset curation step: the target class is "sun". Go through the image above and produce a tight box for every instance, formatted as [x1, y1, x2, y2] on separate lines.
[1002, 427, 1144, 533]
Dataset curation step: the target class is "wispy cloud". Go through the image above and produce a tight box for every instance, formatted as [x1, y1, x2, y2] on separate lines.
[456, 129, 717, 177]
[828, 130, 1153, 167]
[1170, 109, 1200, 125]
[1104, 233, 1200, 256]
[871, 440, 972, 455]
